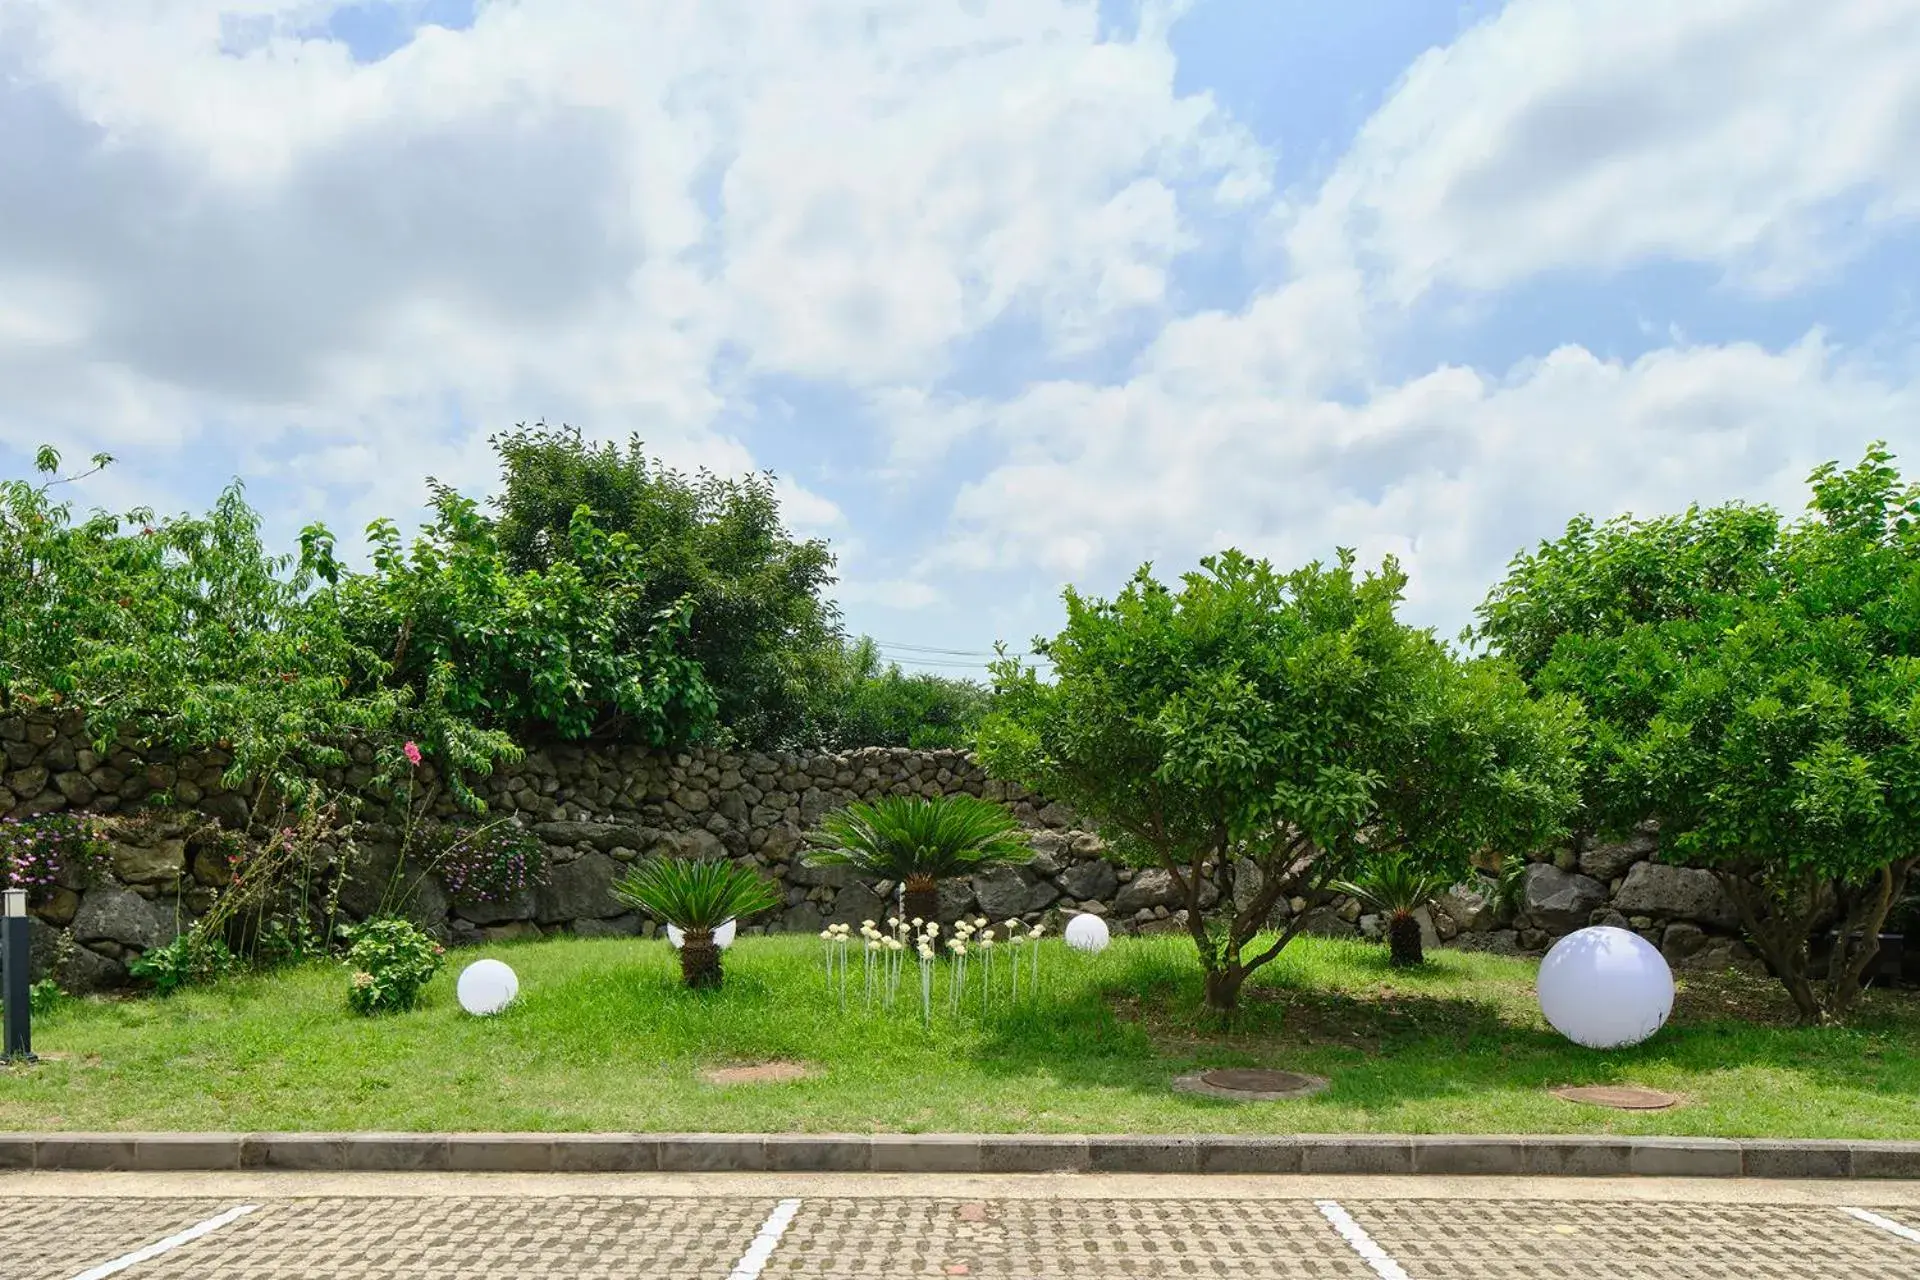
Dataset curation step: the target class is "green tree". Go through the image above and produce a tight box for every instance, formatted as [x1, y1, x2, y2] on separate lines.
[809, 637, 993, 749]
[1474, 443, 1920, 1024]
[335, 483, 715, 805]
[0, 447, 405, 808]
[489, 423, 841, 749]
[980, 549, 1582, 1014]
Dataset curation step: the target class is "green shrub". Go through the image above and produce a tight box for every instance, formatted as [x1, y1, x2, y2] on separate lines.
[1335, 855, 1451, 967]
[128, 934, 238, 996]
[343, 917, 445, 1015]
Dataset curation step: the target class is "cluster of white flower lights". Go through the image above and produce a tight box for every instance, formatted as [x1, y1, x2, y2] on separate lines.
[818, 915, 1055, 1023]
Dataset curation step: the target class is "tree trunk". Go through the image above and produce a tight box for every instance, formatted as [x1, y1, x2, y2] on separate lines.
[1387, 911, 1424, 967]
[679, 931, 722, 989]
[1717, 866, 1832, 1025]
[903, 877, 941, 931]
[1203, 965, 1247, 1015]
[1820, 858, 1914, 1023]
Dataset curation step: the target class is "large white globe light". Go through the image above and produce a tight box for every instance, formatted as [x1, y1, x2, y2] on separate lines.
[456, 959, 519, 1016]
[1064, 913, 1111, 954]
[667, 919, 737, 949]
[1537, 926, 1674, 1049]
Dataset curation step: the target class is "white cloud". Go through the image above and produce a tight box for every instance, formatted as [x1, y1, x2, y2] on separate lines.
[928, 330, 1916, 634]
[5, 0, 1920, 665]
[0, 0, 1262, 543]
[1293, 0, 1920, 301]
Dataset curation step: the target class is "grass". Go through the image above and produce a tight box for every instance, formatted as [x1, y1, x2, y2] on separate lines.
[2, 933, 1916, 1138]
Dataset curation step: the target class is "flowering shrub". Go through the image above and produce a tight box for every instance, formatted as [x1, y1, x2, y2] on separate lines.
[343, 917, 445, 1015]
[426, 820, 547, 902]
[0, 813, 110, 899]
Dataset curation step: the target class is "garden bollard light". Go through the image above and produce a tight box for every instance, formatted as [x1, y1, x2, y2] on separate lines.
[2, 887, 33, 1062]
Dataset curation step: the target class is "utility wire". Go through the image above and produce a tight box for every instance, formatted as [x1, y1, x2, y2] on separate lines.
[869, 640, 1000, 657]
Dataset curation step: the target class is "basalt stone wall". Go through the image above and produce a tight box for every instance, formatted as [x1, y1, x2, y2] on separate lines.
[0, 709, 1756, 989]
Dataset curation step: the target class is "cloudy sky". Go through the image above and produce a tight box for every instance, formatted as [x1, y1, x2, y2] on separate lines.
[3, 0, 1917, 678]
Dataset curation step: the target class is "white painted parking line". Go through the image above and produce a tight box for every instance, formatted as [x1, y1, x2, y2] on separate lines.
[1842, 1206, 1920, 1246]
[65, 1203, 261, 1280]
[1316, 1199, 1413, 1280]
[727, 1197, 803, 1280]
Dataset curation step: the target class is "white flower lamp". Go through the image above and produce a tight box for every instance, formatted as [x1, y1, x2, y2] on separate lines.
[1537, 925, 1674, 1049]
[1064, 913, 1110, 954]
[456, 958, 519, 1016]
[667, 919, 737, 949]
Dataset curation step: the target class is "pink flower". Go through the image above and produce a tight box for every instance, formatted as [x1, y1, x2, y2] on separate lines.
[403, 741, 422, 767]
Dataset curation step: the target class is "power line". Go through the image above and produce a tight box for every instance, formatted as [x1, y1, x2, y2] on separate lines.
[876, 652, 1052, 672]
[870, 639, 1001, 657]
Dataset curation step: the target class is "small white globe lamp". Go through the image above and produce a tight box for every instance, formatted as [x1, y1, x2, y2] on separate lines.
[1537, 925, 1674, 1049]
[667, 919, 737, 949]
[1064, 913, 1111, 954]
[456, 958, 519, 1016]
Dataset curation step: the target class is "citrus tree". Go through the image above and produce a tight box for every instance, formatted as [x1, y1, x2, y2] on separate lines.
[980, 548, 1582, 1014]
[1474, 443, 1920, 1024]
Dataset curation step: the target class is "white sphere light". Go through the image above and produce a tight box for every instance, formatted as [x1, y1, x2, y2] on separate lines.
[1064, 913, 1111, 954]
[455, 958, 519, 1017]
[667, 919, 737, 950]
[1537, 926, 1674, 1049]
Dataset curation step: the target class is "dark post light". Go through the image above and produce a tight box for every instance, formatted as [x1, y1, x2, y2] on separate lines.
[2, 887, 33, 1062]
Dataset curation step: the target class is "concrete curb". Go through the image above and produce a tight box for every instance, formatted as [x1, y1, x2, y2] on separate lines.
[2, 1134, 1918, 1178]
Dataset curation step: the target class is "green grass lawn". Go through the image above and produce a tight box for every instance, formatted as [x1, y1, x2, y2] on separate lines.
[3, 933, 1917, 1138]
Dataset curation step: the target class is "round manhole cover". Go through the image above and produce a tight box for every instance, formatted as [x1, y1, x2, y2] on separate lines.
[1173, 1068, 1330, 1101]
[1552, 1085, 1680, 1110]
[1201, 1069, 1317, 1094]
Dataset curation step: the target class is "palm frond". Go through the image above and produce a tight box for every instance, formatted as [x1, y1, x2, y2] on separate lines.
[611, 857, 780, 930]
[1335, 853, 1450, 916]
[805, 794, 1029, 883]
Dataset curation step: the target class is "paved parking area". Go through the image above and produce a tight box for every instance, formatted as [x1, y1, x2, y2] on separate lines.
[5, 1174, 1919, 1278]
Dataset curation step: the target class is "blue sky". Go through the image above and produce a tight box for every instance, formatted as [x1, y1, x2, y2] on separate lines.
[2, 0, 1916, 680]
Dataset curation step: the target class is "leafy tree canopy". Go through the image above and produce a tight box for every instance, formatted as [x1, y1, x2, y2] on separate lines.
[980, 548, 1582, 1012]
[0, 447, 406, 807]
[333, 482, 715, 804]
[1473, 443, 1920, 1023]
[807, 637, 992, 750]
[488, 423, 841, 749]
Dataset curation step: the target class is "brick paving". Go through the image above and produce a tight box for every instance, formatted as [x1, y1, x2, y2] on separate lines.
[1340, 1199, 1920, 1279]
[7, 1197, 233, 1278]
[765, 1197, 1373, 1278]
[8, 1194, 1919, 1278]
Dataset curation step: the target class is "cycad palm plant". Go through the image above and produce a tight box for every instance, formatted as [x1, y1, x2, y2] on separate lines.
[807, 795, 1030, 927]
[612, 857, 780, 989]
[1336, 855, 1450, 968]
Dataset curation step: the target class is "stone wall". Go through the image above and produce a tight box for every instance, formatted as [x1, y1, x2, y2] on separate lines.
[0, 709, 1755, 988]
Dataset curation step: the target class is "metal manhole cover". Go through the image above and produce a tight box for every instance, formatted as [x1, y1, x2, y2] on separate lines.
[1552, 1084, 1681, 1110]
[1173, 1068, 1330, 1101]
